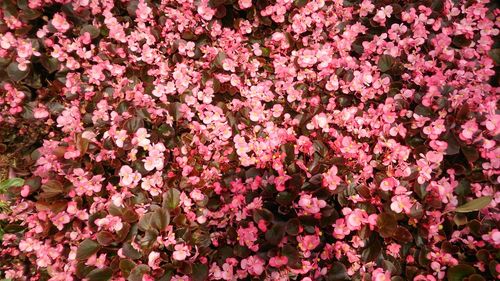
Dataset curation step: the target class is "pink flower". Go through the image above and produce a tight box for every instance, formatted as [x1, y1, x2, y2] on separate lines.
[323, 165, 342, 191]
[297, 234, 320, 256]
[33, 107, 49, 119]
[425, 151, 443, 164]
[422, 119, 446, 140]
[133, 128, 150, 147]
[417, 159, 433, 184]
[372, 268, 391, 281]
[481, 229, 500, 247]
[332, 219, 351, 239]
[390, 195, 413, 214]
[119, 168, 140, 190]
[51, 13, 70, 33]
[386, 243, 401, 257]
[414, 275, 437, 281]
[95, 215, 123, 232]
[343, 208, 368, 230]
[460, 119, 478, 140]
[237, 223, 259, 251]
[298, 194, 326, 214]
[148, 251, 161, 269]
[143, 143, 166, 171]
[269, 256, 288, 268]
[172, 244, 190, 261]
[20, 185, 30, 197]
[380, 177, 399, 192]
[114, 129, 128, 148]
[52, 212, 71, 230]
[373, 6, 393, 25]
[136, 0, 152, 21]
[274, 173, 291, 192]
[19, 238, 40, 252]
[238, 0, 252, 9]
[241, 255, 265, 276]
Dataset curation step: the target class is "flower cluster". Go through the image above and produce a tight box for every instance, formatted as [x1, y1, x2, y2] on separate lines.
[0, 0, 499, 280]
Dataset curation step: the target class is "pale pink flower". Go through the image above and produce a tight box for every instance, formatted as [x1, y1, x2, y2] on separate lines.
[241, 255, 265, 276]
[51, 13, 70, 33]
[172, 244, 190, 261]
[148, 251, 161, 269]
[114, 129, 128, 148]
[119, 165, 141, 187]
[372, 268, 391, 281]
[134, 128, 150, 147]
[460, 119, 478, 140]
[238, 0, 252, 9]
[298, 194, 326, 214]
[380, 177, 399, 192]
[33, 107, 49, 119]
[390, 195, 413, 214]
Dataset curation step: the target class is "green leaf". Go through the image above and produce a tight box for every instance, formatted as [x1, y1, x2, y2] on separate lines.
[138, 212, 154, 231]
[167, 102, 182, 122]
[376, 212, 397, 238]
[151, 209, 170, 231]
[162, 188, 180, 210]
[40, 56, 60, 73]
[119, 259, 137, 278]
[361, 236, 382, 262]
[209, 0, 227, 7]
[192, 264, 208, 281]
[75, 261, 94, 279]
[294, 0, 308, 7]
[461, 146, 479, 163]
[447, 264, 475, 281]
[76, 239, 100, 260]
[489, 49, 500, 65]
[326, 261, 349, 281]
[265, 223, 286, 245]
[86, 267, 112, 281]
[80, 24, 100, 39]
[96, 231, 115, 246]
[128, 265, 150, 281]
[455, 196, 492, 213]
[213, 51, 226, 68]
[282, 244, 301, 268]
[452, 35, 471, 48]
[122, 243, 142, 260]
[286, 218, 300, 236]
[276, 191, 294, 206]
[124, 117, 144, 133]
[6, 62, 29, 81]
[0, 178, 24, 192]
[40, 180, 64, 199]
[378, 55, 395, 72]
[392, 226, 413, 243]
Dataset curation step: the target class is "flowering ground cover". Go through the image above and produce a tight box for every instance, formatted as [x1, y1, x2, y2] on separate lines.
[0, 0, 499, 280]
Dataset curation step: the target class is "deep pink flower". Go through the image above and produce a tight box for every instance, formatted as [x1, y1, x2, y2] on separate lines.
[269, 256, 288, 268]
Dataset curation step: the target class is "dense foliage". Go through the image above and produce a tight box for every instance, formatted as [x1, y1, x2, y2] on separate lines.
[0, 0, 499, 280]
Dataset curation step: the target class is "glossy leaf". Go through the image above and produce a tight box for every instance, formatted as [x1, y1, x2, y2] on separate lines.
[378, 55, 395, 72]
[76, 239, 100, 260]
[86, 267, 112, 281]
[162, 188, 180, 210]
[447, 264, 475, 281]
[0, 178, 24, 192]
[455, 196, 492, 213]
